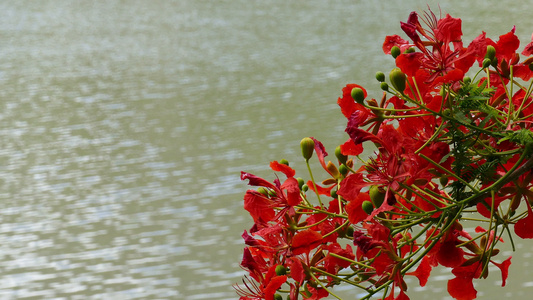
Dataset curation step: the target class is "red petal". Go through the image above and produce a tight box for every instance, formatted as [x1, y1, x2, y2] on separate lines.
[436, 241, 464, 268]
[340, 139, 363, 156]
[270, 161, 295, 178]
[396, 52, 423, 76]
[493, 256, 512, 287]
[406, 256, 432, 286]
[241, 172, 275, 189]
[306, 180, 334, 196]
[337, 173, 368, 201]
[244, 190, 275, 223]
[496, 29, 520, 61]
[289, 257, 305, 284]
[345, 192, 370, 224]
[447, 276, 477, 300]
[291, 229, 323, 255]
[337, 84, 367, 118]
[514, 202, 533, 238]
[281, 177, 301, 206]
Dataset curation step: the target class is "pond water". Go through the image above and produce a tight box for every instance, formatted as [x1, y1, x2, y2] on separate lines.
[1, 0, 533, 299]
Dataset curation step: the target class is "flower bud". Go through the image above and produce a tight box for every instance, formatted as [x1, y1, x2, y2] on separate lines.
[274, 294, 283, 300]
[380, 82, 389, 91]
[375, 71, 385, 82]
[346, 226, 354, 237]
[529, 63, 533, 72]
[369, 185, 386, 208]
[390, 46, 401, 58]
[279, 159, 289, 166]
[338, 164, 348, 176]
[275, 265, 287, 276]
[300, 137, 315, 161]
[463, 76, 471, 85]
[330, 188, 338, 199]
[362, 200, 374, 215]
[302, 184, 308, 192]
[485, 45, 496, 60]
[351, 87, 365, 104]
[389, 68, 406, 93]
[482, 58, 491, 69]
[404, 47, 415, 53]
[335, 146, 348, 165]
[297, 177, 305, 189]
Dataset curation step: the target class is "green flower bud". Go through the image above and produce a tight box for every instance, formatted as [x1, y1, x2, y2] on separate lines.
[274, 294, 283, 300]
[351, 87, 365, 104]
[389, 68, 406, 93]
[485, 45, 496, 60]
[404, 47, 415, 53]
[362, 200, 374, 215]
[297, 177, 305, 189]
[279, 159, 289, 166]
[338, 164, 348, 176]
[300, 137, 315, 161]
[335, 146, 348, 165]
[375, 71, 385, 82]
[346, 226, 354, 237]
[330, 188, 338, 199]
[482, 58, 491, 68]
[391, 46, 401, 58]
[369, 185, 386, 208]
[302, 184, 308, 192]
[380, 82, 389, 91]
[463, 76, 471, 85]
[529, 63, 533, 72]
[275, 265, 287, 276]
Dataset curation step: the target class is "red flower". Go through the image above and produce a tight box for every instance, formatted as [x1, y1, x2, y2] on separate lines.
[291, 229, 323, 255]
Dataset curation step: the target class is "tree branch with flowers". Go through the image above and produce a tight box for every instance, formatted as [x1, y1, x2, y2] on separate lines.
[235, 9, 533, 300]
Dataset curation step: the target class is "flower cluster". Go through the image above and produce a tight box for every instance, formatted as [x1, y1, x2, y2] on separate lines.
[235, 9, 533, 300]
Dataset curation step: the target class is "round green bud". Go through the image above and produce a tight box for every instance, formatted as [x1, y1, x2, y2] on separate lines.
[389, 68, 406, 93]
[404, 47, 415, 53]
[369, 185, 386, 208]
[300, 137, 315, 161]
[380, 82, 389, 91]
[485, 45, 496, 60]
[297, 177, 305, 189]
[375, 71, 386, 82]
[274, 294, 283, 300]
[482, 58, 491, 69]
[330, 188, 338, 199]
[279, 159, 289, 166]
[335, 146, 348, 165]
[463, 76, 471, 85]
[351, 87, 365, 104]
[442, 108, 452, 117]
[275, 265, 287, 276]
[345, 226, 354, 237]
[362, 200, 374, 215]
[391, 46, 401, 58]
[302, 184, 308, 192]
[529, 63, 533, 72]
[338, 164, 348, 176]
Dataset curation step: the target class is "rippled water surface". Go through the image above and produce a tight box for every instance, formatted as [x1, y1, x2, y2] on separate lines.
[1, 1, 533, 299]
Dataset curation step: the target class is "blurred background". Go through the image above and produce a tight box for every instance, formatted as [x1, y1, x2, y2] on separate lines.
[0, 0, 533, 299]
